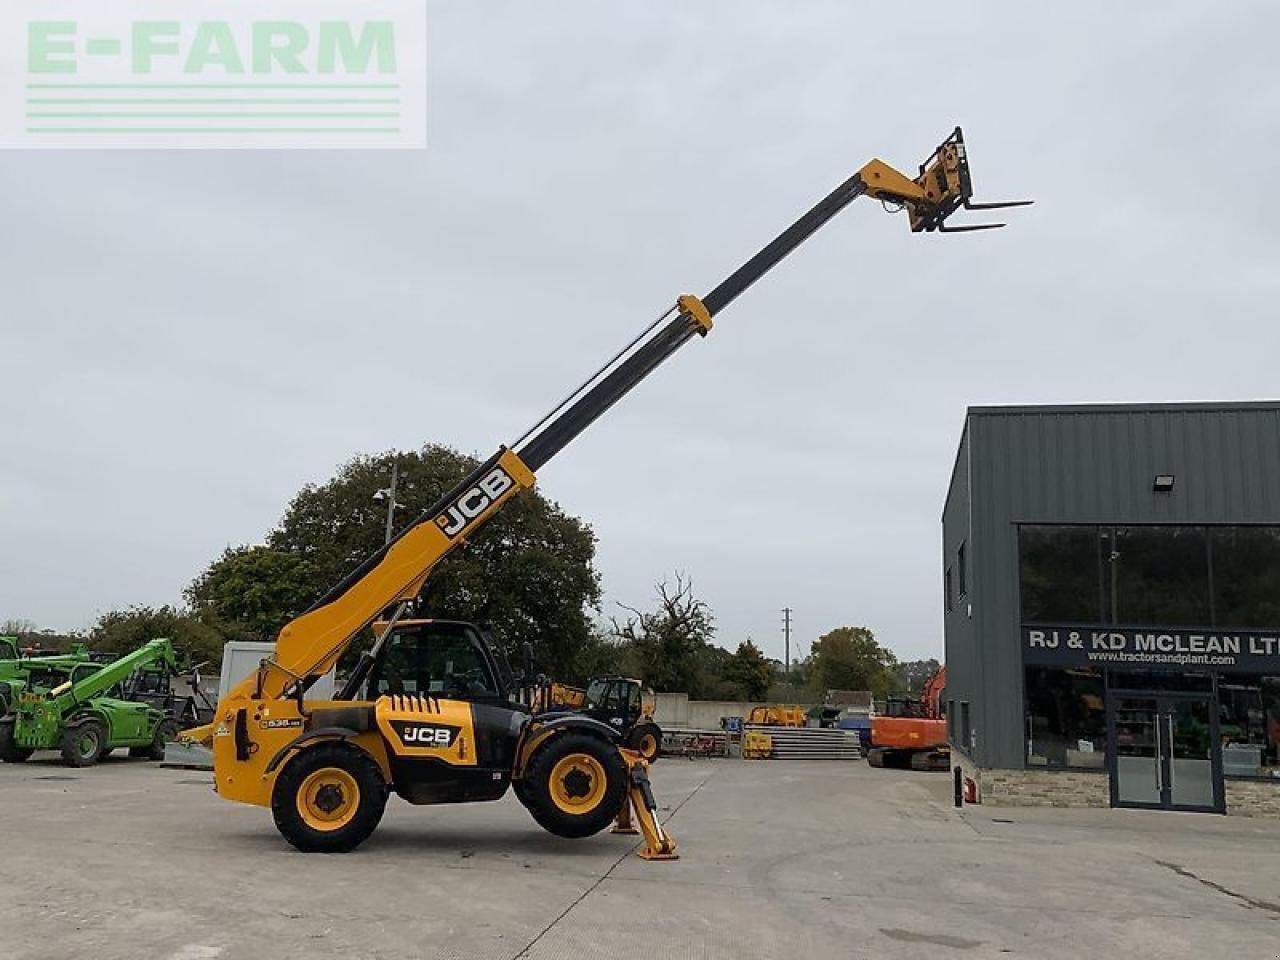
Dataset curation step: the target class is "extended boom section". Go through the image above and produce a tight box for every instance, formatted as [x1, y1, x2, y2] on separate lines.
[211, 128, 1025, 857]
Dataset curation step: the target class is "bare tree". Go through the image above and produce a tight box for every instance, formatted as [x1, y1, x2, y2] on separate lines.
[611, 574, 716, 694]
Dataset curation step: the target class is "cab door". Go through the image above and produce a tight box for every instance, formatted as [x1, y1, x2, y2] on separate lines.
[365, 622, 520, 772]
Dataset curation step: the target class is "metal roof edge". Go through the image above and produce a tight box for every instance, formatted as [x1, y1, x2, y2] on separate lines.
[966, 400, 1280, 416]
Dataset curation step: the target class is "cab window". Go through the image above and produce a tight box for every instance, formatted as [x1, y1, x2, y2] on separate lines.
[594, 681, 632, 714]
[369, 624, 497, 699]
[585, 679, 609, 708]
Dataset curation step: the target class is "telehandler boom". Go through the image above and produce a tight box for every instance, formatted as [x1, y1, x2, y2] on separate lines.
[210, 128, 1026, 856]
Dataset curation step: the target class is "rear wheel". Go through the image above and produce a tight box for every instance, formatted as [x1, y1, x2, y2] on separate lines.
[627, 723, 662, 764]
[271, 742, 388, 853]
[0, 721, 33, 763]
[61, 719, 106, 767]
[523, 733, 627, 839]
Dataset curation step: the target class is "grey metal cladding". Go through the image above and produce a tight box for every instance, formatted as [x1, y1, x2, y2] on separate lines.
[943, 401, 1280, 770]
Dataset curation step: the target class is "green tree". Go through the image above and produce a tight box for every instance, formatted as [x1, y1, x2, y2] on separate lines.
[90, 605, 224, 668]
[724, 639, 774, 701]
[573, 626, 638, 680]
[0, 620, 84, 654]
[896, 657, 942, 695]
[186, 546, 318, 643]
[193, 445, 602, 681]
[611, 575, 716, 696]
[806, 626, 899, 699]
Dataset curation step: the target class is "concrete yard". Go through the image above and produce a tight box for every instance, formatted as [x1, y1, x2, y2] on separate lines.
[1, 756, 1278, 960]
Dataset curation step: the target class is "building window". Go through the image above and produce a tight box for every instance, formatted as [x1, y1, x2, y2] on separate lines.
[947, 699, 956, 741]
[1019, 524, 1280, 630]
[1019, 525, 1104, 622]
[1024, 667, 1106, 769]
[1110, 525, 1211, 626]
[1210, 528, 1280, 628]
[945, 567, 953, 613]
[1217, 675, 1280, 779]
[959, 701, 972, 753]
[957, 542, 967, 598]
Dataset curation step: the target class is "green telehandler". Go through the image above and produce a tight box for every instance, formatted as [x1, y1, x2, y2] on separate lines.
[0, 639, 103, 716]
[0, 637, 181, 766]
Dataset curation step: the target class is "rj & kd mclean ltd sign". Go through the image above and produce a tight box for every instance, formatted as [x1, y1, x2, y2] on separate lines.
[1022, 625, 1280, 671]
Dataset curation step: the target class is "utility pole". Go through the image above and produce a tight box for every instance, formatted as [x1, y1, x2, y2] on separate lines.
[374, 462, 400, 545]
[782, 607, 792, 676]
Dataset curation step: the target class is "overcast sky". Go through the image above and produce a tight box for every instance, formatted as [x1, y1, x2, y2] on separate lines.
[3, 1, 1279, 664]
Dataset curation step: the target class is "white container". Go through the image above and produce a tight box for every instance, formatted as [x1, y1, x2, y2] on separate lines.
[217, 641, 336, 702]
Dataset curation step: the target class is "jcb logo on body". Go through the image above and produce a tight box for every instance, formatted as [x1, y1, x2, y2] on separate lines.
[435, 467, 515, 538]
[392, 721, 461, 748]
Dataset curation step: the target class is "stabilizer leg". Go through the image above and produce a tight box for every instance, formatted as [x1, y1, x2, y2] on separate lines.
[618, 749, 678, 861]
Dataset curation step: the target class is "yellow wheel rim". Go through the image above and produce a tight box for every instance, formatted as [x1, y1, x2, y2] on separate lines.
[549, 753, 608, 815]
[639, 733, 658, 760]
[297, 767, 360, 832]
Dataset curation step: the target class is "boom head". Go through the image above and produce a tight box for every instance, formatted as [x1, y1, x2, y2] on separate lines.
[861, 127, 1032, 233]
[909, 127, 1033, 232]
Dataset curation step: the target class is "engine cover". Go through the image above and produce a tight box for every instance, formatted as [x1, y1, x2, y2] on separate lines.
[374, 694, 527, 805]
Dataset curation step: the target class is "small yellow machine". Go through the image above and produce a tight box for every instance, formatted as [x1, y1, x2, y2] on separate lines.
[742, 731, 774, 760]
[205, 128, 1026, 856]
[747, 705, 807, 728]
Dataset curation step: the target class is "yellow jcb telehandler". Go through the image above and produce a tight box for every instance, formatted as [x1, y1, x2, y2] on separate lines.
[200, 128, 1027, 856]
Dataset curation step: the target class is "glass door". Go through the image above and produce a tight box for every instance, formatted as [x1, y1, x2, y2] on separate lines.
[1165, 697, 1217, 809]
[1108, 691, 1223, 812]
[1113, 696, 1162, 807]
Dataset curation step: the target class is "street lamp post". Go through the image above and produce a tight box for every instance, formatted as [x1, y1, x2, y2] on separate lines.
[373, 462, 401, 545]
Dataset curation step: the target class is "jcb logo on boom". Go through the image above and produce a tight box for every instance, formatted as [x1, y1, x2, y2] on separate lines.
[394, 722, 460, 748]
[435, 467, 514, 538]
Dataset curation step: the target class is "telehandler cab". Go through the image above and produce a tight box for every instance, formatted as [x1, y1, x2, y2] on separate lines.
[531, 673, 661, 762]
[205, 128, 1026, 857]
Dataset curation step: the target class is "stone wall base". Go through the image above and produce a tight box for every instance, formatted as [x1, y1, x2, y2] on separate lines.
[1224, 778, 1280, 818]
[952, 755, 1109, 808]
[951, 754, 1280, 818]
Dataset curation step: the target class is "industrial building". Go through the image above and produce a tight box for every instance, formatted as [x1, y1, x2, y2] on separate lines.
[943, 402, 1280, 816]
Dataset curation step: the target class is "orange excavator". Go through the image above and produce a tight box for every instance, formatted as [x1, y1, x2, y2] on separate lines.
[867, 667, 948, 771]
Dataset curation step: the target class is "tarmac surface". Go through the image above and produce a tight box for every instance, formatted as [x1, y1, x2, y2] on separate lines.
[1, 753, 1278, 959]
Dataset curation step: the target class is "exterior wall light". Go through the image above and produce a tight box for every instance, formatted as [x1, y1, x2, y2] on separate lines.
[1153, 474, 1175, 492]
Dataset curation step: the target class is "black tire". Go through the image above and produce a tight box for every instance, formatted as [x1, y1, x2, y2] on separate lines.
[144, 718, 181, 761]
[0, 721, 33, 763]
[522, 732, 628, 839]
[61, 719, 106, 767]
[271, 742, 388, 853]
[627, 722, 662, 764]
[512, 777, 533, 809]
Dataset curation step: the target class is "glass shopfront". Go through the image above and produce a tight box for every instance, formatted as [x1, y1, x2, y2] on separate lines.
[1019, 525, 1280, 813]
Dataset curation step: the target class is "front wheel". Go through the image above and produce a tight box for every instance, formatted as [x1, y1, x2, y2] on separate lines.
[271, 742, 388, 853]
[0, 721, 33, 763]
[627, 722, 662, 764]
[522, 733, 628, 839]
[143, 718, 181, 761]
[61, 719, 106, 767]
